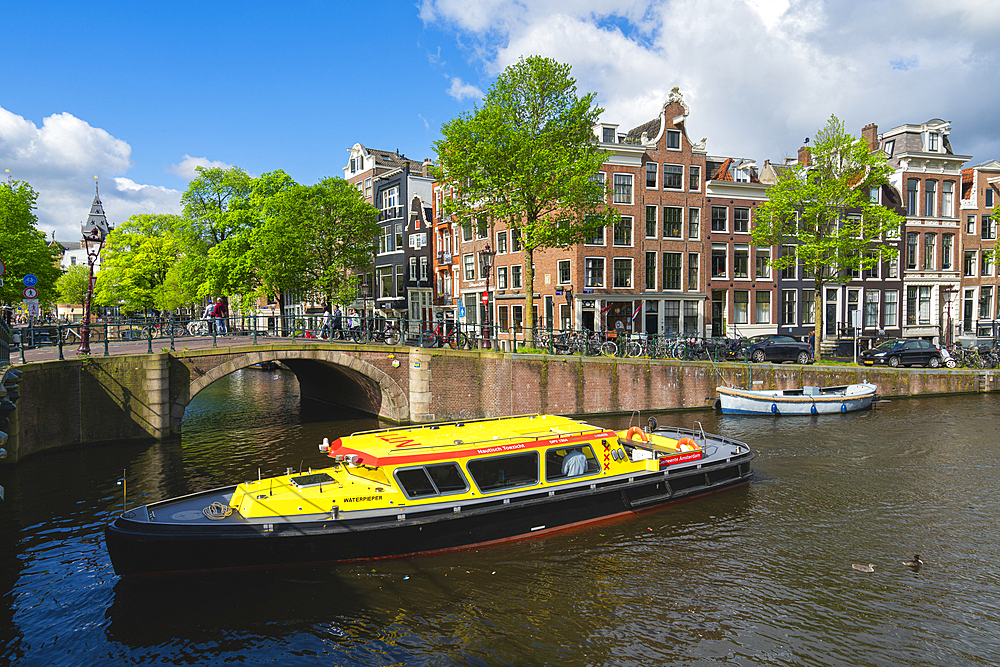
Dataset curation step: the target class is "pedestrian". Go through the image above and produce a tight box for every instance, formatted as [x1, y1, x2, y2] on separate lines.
[332, 305, 343, 339]
[202, 301, 216, 334]
[213, 298, 228, 335]
[808, 329, 815, 352]
[347, 308, 361, 331]
[321, 305, 332, 339]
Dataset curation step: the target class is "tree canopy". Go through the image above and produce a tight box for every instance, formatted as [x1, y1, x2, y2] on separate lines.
[94, 214, 188, 312]
[56, 263, 90, 307]
[0, 179, 62, 307]
[751, 115, 904, 354]
[433, 55, 615, 344]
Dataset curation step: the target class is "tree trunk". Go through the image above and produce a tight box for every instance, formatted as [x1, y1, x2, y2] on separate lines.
[814, 282, 823, 360]
[277, 291, 287, 336]
[524, 247, 535, 348]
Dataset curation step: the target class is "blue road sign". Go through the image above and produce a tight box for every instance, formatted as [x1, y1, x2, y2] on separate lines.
[459, 306, 466, 318]
[22, 274, 38, 287]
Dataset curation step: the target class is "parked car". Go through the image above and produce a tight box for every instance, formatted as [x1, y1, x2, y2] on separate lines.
[859, 338, 943, 368]
[745, 335, 814, 364]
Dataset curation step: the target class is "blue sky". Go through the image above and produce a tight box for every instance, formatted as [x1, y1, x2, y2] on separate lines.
[3, 0, 999, 241]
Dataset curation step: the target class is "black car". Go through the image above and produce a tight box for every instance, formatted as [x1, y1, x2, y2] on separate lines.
[860, 338, 942, 368]
[745, 335, 814, 364]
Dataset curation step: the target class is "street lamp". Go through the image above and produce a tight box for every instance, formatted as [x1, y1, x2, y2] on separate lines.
[479, 244, 495, 347]
[942, 287, 957, 347]
[360, 275, 370, 335]
[77, 182, 112, 356]
[564, 284, 573, 331]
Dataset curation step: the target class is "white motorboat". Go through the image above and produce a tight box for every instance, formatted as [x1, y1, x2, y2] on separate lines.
[716, 383, 878, 415]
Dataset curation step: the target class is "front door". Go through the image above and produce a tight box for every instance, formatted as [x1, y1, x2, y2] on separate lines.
[711, 290, 725, 337]
[825, 288, 838, 336]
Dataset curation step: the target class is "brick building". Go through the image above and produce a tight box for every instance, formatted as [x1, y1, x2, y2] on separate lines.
[958, 160, 1000, 339]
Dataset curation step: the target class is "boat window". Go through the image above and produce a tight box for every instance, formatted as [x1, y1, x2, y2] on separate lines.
[467, 452, 538, 493]
[394, 462, 469, 499]
[545, 445, 601, 481]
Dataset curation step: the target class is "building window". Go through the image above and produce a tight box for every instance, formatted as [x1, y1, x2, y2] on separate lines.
[734, 245, 749, 279]
[981, 252, 993, 277]
[734, 291, 749, 324]
[988, 188, 995, 208]
[613, 258, 632, 288]
[613, 216, 633, 246]
[907, 286, 931, 325]
[498, 305, 509, 331]
[663, 164, 683, 190]
[965, 251, 976, 277]
[512, 229, 522, 252]
[558, 260, 571, 285]
[906, 232, 918, 269]
[883, 140, 894, 157]
[395, 224, 404, 251]
[612, 173, 633, 204]
[756, 247, 771, 279]
[928, 132, 939, 151]
[981, 286, 994, 319]
[968, 214, 977, 235]
[711, 244, 727, 278]
[497, 266, 508, 290]
[711, 206, 727, 232]
[664, 300, 679, 335]
[888, 255, 898, 279]
[395, 265, 404, 297]
[408, 256, 417, 282]
[463, 254, 475, 280]
[584, 258, 604, 288]
[645, 206, 657, 238]
[688, 208, 700, 239]
[382, 186, 398, 211]
[781, 246, 796, 279]
[420, 256, 428, 281]
[683, 301, 699, 334]
[663, 207, 682, 238]
[689, 165, 701, 191]
[688, 253, 699, 292]
[511, 264, 522, 289]
[512, 305, 523, 332]
[497, 231, 508, 254]
[782, 290, 796, 325]
[803, 290, 816, 324]
[666, 130, 680, 149]
[734, 207, 750, 233]
[864, 290, 879, 327]
[943, 181, 954, 217]
[663, 252, 681, 290]
[984, 215, 996, 240]
[364, 178, 372, 198]
[646, 162, 657, 188]
[924, 180, 936, 217]
[377, 265, 393, 298]
[942, 234, 953, 270]
[884, 290, 897, 327]
[645, 252, 656, 290]
[923, 233, 935, 270]
[906, 179, 918, 216]
[755, 291, 770, 324]
[585, 219, 605, 245]
[379, 225, 392, 254]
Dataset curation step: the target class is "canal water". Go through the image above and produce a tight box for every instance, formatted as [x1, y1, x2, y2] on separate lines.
[1, 368, 999, 666]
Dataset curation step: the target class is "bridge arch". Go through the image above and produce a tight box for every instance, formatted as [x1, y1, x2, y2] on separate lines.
[170, 349, 409, 434]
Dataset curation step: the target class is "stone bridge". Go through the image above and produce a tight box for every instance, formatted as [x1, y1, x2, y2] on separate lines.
[3, 340, 998, 463]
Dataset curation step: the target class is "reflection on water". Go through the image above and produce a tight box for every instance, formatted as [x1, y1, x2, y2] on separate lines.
[1, 368, 999, 665]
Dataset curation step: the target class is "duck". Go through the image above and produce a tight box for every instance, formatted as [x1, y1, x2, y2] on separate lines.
[902, 555, 923, 568]
[852, 563, 875, 573]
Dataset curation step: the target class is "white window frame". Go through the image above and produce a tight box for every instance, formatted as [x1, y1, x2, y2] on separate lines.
[663, 164, 683, 191]
[584, 257, 605, 288]
[612, 257, 633, 289]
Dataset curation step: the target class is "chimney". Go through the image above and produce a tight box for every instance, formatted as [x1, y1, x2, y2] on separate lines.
[797, 145, 811, 166]
[861, 123, 878, 151]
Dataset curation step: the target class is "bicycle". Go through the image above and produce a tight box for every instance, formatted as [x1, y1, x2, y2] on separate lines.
[421, 321, 468, 349]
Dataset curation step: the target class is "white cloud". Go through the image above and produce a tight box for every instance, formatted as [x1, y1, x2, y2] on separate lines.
[0, 105, 182, 242]
[166, 154, 234, 180]
[422, 0, 1000, 164]
[447, 76, 484, 102]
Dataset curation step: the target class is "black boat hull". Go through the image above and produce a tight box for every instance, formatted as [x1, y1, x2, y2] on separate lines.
[106, 454, 753, 577]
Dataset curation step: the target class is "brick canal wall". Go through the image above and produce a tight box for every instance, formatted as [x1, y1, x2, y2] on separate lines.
[3, 347, 997, 463]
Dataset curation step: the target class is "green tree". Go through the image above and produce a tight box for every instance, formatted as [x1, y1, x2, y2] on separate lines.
[0, 178, 62, 307]
[94, 214, 187, 312]
[56, 263, 90, 307]
[433, 55, 615, 345]
[751, 116, 904, 357]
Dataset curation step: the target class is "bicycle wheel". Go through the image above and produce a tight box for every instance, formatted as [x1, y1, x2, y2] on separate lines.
[187, 320, 209, 336]
[624, 341, 643, 357]
[420, 330, 437, 348]
[452, 332, 469, 349]
[382, 327, 400, 345]
[599, 341, 617, 356]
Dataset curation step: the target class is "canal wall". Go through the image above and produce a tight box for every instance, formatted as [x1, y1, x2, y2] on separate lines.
[3, 346, 998, 464]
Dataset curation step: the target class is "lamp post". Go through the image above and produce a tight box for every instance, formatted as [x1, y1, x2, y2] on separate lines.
[78, 182, 112, 356]
[564, 284, 573, 331]
[360, 275, 370, 336]
[942, 287, 957, 347]
[479, 244, 495, 348]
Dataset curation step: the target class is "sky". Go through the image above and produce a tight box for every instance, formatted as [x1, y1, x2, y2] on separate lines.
[2, 0, 999, 244]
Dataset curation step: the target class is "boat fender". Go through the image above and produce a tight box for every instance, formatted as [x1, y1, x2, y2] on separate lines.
[771, 403, 778, 414]
[677, 437, 698, 452]
[841, 403, 847, 413]
[319, 437, 330, 454]
[810, 404, 817, 415]
[626, 426, 648, 442]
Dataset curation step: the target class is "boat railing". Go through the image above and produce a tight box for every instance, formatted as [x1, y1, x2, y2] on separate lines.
[373, 425, 618, 458]
[650, 424, 750, 453]
[347, 413, 545, 438]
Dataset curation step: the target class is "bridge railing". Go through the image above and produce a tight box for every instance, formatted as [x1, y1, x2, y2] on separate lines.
[11, 312, 753, 364]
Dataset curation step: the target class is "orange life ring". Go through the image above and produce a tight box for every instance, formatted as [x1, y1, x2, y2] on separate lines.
[676, 437, 698, 451]
[626, 426, 648, 442]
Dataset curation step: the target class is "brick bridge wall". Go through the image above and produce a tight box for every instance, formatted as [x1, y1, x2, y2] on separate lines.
[3, 342, 997, 463]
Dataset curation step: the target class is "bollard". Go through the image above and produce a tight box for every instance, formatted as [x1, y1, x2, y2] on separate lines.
[103, 321, 110, 356]
[169, 315, 175, 352]
[146, 324, 153, 355]
[57, 324, 64, 360]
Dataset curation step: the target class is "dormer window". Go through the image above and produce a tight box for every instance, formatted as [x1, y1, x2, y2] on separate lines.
[928, 132, 939, 152]
[882, 140, 894, 157]
[602, 127, 616, 143]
